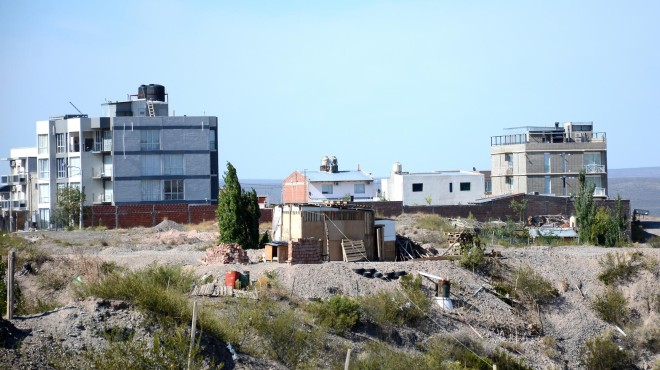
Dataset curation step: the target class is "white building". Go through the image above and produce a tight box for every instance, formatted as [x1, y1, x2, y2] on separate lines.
[1, 147, 38, 231]
[380, 162, 485, 206]
[282, 156, 377, 203]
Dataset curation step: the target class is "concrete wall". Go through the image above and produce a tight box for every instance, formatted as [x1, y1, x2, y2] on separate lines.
[382, 172, 484, 206]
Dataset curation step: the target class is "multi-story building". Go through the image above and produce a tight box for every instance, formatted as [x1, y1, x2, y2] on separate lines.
[490, 122, 607, 197]
[34, 84, 218, 228]
[282, 156, 377, 203]
[1, 147, 38, 231]
[380, 162, 485, 206]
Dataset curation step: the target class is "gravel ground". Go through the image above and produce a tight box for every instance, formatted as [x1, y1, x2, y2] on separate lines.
[3, 217, 660, 369]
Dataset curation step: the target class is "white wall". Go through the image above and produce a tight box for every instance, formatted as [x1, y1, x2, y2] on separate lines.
[385, 171, 484, 206]
[308, 181, 376, 201]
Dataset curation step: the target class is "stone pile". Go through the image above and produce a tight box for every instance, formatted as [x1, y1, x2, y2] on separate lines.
[202, 243, 250, 264]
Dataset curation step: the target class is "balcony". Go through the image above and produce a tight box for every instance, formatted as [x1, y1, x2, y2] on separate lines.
[1, 199, 27, 210]
[1, 174, 26, 184]
[584, 164, 606, 174]
[593, 187, 606, 197]
[92, 167, 113, 179]
[92, 193, 113, 204]
[493, 166, 514, 176]
[90, 140, 112, 153]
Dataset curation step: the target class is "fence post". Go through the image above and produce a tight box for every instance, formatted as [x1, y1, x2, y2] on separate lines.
[6, 249, 15, 319]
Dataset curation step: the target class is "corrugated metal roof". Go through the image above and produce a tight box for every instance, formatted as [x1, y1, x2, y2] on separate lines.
[306, 170, 372, 182]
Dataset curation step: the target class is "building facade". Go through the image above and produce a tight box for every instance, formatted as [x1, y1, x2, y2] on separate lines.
[490, 122, 607, 197]
[33, 84, 218, 228]
[282, 156, 377, 204]
[380, 163, 485, 206]
[1, 148, 38, 231]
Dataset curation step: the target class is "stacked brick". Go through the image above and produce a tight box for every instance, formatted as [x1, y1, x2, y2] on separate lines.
[202, 243, 250, 264]
[288, 238, 322, 264]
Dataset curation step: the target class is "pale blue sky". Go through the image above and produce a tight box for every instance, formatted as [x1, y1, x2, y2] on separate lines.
[1, 1, 658, 179]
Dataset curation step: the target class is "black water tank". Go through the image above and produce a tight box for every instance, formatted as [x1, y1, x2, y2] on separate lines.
[137, 84, 148, 99]
[138, 84, 166, 101]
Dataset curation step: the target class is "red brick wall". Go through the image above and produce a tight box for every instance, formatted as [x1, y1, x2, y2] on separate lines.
[85, 204, 218, 229]
[282, 171, 308, 203]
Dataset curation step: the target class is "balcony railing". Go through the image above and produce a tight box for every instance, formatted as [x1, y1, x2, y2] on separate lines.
[491, 132, 607, 146]
[92, 167, 113, 178]
[585, 164, 606, 174]
[493, 166, 514, 176]
[1, 199, 27, 210]
[91, 140, 112, 152]
[593, 187, 606, 197]
[1, 174, 26, 184]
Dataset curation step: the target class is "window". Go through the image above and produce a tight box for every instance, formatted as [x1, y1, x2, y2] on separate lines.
[140, 130, 160, 150]
[142, 180, 160, 201]
[39, 184, 50, 203]
[56, 183, 67, 201]
[69, 157, 81, 176]
[321, 184, 333, 194]
[544, 176, 551, 194]
[141, 155, 161, 175]
[57, 158, 67, 178]
[544, 153, 551, 173]
[38, 159, 49, 179]
[449, 183, 453, 193]
[412, 183, 423, 192]
[164, 179, 184, 200]
[163, 154, 184, 175]
[209, 128, 217, 150]
[39, 208, 50, 229]
[56, 133, 67, 153]
[354, 184, 365, 194]
[38, 134, 48, 154]
[504, 153, 513, 164]
[460, 182, 471, 191]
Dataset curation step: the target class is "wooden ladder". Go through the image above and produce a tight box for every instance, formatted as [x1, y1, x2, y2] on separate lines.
[147, 100, 155, 117]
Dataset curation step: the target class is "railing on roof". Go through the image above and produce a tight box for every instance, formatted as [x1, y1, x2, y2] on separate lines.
[491, 132, 606, 146]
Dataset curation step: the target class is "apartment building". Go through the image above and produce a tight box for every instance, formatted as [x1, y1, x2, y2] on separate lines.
[490, 122, 607, 197]
[1, 148, 38, 231]
[34, 84, 218, 228]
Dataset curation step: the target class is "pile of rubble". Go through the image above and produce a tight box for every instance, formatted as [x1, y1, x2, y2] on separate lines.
[202, 243, 250, 264]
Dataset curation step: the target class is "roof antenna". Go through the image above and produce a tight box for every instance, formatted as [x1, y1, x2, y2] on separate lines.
[69, 101, 84, 115]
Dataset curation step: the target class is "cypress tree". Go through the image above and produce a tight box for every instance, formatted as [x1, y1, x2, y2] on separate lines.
[216, 162, 261, 249]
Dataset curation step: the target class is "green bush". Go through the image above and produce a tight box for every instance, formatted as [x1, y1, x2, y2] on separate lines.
[310, 295, 360, 334]
[598, 251, 645, 285]
[353, 341, 427, 370]
[592, 287, 629, 326]
[423, 335, 531, 370]
[81, 264, 226, 342]
[513, 267, 558, 304]
[359, 274, 430, 327]
[649, 236, 660, 248]
[579, 335, 634, 370]
[51, 325, 214, 369]
[460, 245, 485, 271]
[414, 214, 455, 233]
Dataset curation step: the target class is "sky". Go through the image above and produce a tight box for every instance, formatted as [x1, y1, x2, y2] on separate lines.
[1, 1, 659, 180]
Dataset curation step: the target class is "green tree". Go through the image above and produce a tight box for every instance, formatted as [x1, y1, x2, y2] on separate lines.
[216, 162, 261, 249]
[574, 171, 596, 244]
[509, 197, 528, 222]
[54, 186, 85, 229]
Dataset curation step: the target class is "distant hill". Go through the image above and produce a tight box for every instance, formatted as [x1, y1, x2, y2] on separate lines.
[609, 166, 660, 178]
[608, 167, 660, 216]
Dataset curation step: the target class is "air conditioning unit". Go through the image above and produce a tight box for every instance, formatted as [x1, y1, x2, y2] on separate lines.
[13, 185, 21, 192]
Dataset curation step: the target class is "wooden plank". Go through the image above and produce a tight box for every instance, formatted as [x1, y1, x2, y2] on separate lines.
[341, 239, 367, 262]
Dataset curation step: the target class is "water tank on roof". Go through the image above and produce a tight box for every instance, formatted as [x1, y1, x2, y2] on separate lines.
[138, 84, 166, 102]
[392, 162, 402, 174]
[320, 156, 330, 171]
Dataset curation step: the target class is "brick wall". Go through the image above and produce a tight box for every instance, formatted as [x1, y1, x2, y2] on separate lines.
[85, 204, 218, 229]
[358, 195, 630, 223]
[288, 237, 322, 264]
